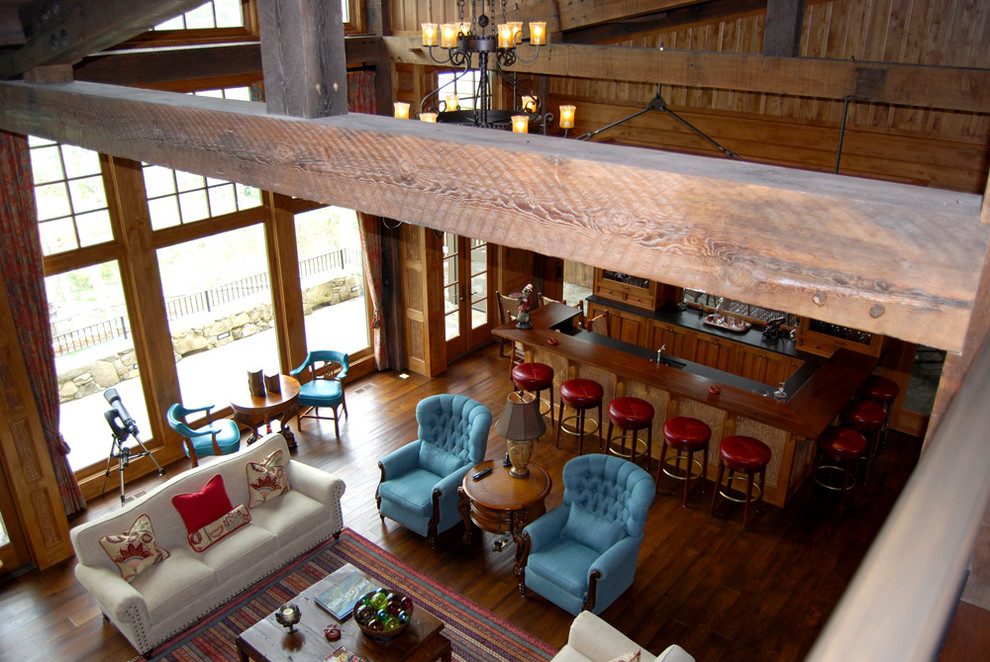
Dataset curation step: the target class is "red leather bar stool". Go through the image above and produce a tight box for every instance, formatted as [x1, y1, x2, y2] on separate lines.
[840, 399, 887, 483]
[710, 435, 772, 530]
[605, 397, 655, 469]
[812, 426, 867, 517]
[555, 378, 604, 455]
[511, 362, 556, 428]
[658, 416, 711, 507]
[857, 374, 900, 448]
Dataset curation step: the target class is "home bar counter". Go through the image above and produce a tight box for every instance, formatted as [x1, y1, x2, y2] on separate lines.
[493, 303, 878, 507]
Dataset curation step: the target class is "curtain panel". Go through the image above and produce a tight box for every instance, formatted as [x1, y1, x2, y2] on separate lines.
[0, 130, 86, 515]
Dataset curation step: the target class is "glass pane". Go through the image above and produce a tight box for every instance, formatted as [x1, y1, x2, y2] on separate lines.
[50, 262, 151, 472]
[148, 196, 181, 230]
[444, 284, 460, 341]
[470, 274, 487, 329]
[208, 183, 238, 217]
[60, 144, 101, 178]
[38, 218, 78, 254]
[34, 182, 71, 221]
[155, 15, 186, 30]
[185, 2, 217, 29]
[236, 183, 262, 209]
[159, 225, 280, 409]
[143, 165, 177, 197]
[30, 144, 64, 184]
[75, 210, 114, 246]
[68, 175, 108, 214]
[175, 170, 206, 192]
[179, 190, 210, 222]
[224, 86, 252, 101]
[214, 0, 245, 27]
[295, 207, 369, 355]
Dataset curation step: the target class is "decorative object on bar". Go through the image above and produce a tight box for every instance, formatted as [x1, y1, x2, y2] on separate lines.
[495, 391, 547, 478]
[515, 283, 534, 329]
[247, 369, 265, 398]
[416, 2, 557, 132]
[264, 372, 281, 394]
[275, 602, 301, 632]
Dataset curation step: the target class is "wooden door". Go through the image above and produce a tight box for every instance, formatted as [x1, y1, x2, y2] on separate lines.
[443, 234, 494, 359]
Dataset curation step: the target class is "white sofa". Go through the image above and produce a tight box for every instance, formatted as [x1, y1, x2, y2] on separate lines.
[70, 433, 345, 655]
[552, 611, 695, 662]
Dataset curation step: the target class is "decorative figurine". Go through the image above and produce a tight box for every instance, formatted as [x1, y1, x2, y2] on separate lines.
[516, 283, 534, 329]
[275, 602, 301, 632]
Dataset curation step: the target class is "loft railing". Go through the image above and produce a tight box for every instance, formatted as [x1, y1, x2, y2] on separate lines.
[807, 337, 990, 661]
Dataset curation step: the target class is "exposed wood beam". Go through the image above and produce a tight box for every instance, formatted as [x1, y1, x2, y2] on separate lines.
[0, 0, 206, 80]
[0, 80, 984, 353]
[557, 0, 703, 31]
[562, 0, 764, 45]
[763, 0, 806, 57]
[385, 37, 990, 114]
[258, 0, 348, 118]
[0, 4, 25, 46]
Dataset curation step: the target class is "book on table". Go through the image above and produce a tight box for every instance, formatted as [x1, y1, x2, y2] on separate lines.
[326, 647, 367, 662]
[315, 563, 376, 621]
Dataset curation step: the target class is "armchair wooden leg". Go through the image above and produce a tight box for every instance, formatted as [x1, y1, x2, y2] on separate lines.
[515, 532, 532, 597]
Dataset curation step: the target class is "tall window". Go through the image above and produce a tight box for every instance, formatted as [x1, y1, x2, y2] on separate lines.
[295, 207, 369, 355]
[28, 137, 112, 255]
[48, 263, 151, 471]
[154, 0, 245, 30]
[437, 70, 484, 109]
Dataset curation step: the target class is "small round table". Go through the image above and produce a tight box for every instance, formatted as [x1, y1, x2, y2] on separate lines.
[230, 374, 300, 447]
[457, 460, 551, 549]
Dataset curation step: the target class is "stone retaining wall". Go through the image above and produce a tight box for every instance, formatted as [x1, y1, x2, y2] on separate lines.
[57, 273, 362, 404]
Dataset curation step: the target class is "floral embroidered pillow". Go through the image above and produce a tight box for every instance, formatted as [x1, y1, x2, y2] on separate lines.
[187, 504, 252, 552]
[246, 449, 291, 507]
[99, 513, 170, 582]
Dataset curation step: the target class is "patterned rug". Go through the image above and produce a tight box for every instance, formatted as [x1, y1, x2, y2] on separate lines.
[136, 528, 557, 661]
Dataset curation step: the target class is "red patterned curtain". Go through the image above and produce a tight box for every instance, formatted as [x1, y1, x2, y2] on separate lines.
[0, 130, 86, 515]
[357, 212, 390, 369]
[347, 70, 376, 114]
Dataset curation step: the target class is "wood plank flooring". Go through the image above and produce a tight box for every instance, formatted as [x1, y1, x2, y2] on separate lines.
[0, 344, 926, 661]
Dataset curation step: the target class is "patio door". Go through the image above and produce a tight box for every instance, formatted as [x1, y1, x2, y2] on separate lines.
[442, 233, 493, 359]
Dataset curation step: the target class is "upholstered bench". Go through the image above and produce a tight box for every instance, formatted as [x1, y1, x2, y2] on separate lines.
[70, 433, 345, 656]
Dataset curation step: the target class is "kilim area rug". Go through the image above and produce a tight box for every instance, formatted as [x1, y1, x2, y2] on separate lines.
[134, 528, 557, 661]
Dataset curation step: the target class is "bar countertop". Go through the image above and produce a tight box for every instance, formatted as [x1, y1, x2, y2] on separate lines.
[494, 303, 878, 439]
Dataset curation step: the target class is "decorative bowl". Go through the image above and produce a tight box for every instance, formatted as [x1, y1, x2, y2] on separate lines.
[352, 588, 413, 642]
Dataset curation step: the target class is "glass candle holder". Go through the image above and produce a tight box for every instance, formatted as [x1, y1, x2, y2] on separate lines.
[498, 24, 514, 49]
[440, 24, 458, 48]
[393, 102, 410, 119]
[521, 96, 537, 113]
[530, 21, 547, 45]
[421, 23, 438, 47]
[420, 112, 438, 123]
[559, 104, 576, 129]
[511, 115, 529, 133]
[444, 94, 460, 111]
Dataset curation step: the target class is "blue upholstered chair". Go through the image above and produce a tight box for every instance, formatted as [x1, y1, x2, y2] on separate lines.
[517, 454, 655, 615]
[166, 403, 241, 468]
[376, 394, 492, 547]
[290, 350, 349, 440]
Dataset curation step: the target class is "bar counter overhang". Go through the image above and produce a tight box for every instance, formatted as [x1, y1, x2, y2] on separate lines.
[493, 303, 878, 508]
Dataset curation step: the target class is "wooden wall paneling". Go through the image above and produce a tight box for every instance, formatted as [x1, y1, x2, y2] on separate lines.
[0, 285, 73, 569]
[399, 224, 446, 376]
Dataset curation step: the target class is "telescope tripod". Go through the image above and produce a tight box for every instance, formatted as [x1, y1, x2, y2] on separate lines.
[100, 410, 166, 506]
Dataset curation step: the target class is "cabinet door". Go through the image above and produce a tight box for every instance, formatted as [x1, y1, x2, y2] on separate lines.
[614, 311, 646, 346]
[647, 321, 695, 360]
[738, 346, 772, 383]
[693, 335, 739, 372]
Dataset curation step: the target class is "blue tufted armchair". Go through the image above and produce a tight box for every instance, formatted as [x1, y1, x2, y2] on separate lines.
[516, 454, 655, 615]
[376, 394, 492, 547]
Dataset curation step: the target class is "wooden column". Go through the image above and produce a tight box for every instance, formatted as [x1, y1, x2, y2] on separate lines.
[763, 0, 806, 57]
[257, 0, 349, 118]
[267, 193, 307, 372]
[400, 224, 445, 377]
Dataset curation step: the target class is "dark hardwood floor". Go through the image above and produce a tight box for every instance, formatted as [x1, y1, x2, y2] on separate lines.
[0, 344, 926, 661]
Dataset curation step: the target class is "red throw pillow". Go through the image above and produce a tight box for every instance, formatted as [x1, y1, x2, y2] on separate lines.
[171, 474, 233, 535]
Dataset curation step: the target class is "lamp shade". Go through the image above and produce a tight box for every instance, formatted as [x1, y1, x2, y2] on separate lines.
[495, 391, 547, 441]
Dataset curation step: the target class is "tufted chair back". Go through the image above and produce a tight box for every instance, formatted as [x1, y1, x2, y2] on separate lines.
[562, 454, 654, 540]
[416, 394, 491, 475]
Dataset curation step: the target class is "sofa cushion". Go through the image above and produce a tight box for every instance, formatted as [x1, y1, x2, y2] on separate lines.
[607, 652, 641, 662]
[197, 521, 279, 585]
[418, 442, 464, 478]
[188, 504, 252, 552]
[248, 489, 328, 545]
[246, 449, 291, 507]
[98, 513, 170, 582]
[172, 474, 233, 535]
[138, 547, 219, 622]
[561, 503, 625, 554]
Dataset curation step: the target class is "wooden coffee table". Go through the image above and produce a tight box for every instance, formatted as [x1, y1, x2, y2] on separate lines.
[230, 374, 300, 447]
[457, 460, 552, 548]
[236, 569, 451, 662]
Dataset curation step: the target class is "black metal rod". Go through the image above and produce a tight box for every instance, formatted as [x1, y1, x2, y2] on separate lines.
[835, 96, 853, 174]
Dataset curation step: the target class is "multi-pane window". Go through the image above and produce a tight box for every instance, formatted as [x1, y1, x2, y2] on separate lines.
[28, 137, 113, 256]
[142, 86, 262, 229]
[437, 70, 484, 110]
[154, 0, 244, 30]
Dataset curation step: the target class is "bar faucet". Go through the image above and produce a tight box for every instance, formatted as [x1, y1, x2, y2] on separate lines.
[657, 345, 667, 365]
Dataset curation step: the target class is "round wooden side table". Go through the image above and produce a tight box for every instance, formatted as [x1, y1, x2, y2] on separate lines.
[230, 374, 300, 447]
[457, 460, 551, 549]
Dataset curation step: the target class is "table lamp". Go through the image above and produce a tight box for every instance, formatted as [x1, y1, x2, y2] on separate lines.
[495, 391, 547, 478]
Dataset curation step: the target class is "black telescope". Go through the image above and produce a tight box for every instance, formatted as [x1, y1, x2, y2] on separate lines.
[104, 387, 139, 438]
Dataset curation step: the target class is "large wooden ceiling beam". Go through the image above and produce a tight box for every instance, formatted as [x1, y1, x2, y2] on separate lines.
[0, 79, 983, 352]
[0, 0, 205, 80]
[556, 0, 704, 31]
[385, 38, 990, 114]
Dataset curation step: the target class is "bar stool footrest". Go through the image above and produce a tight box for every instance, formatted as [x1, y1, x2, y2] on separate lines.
[718, 475, 762, 503]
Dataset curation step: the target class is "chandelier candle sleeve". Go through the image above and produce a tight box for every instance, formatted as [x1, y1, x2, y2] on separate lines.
[498, 24, 514, 49]
[420, 112, 438, 123]
[559, 105, 576, 129]
[530, 22, 547, 45]
[444, 94, 460, 111]
[421, 23, 438, 47]
[509, 22, 523, 45]
[522, 96, 537, 113]
[393, 102, 410, 119]
[511, 115, 529, 133]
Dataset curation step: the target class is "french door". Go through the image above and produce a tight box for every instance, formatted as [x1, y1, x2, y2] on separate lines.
[442, 233, 494, 358]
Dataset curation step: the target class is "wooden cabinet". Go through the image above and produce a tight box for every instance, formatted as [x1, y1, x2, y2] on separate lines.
[796, 317, 883, 358]
[646, 319, 695, 361]
[693, 334, 740, 373]
[586, 301, 649, 345]
[592, 268, 677, 311]
[736, 344, 804, 386]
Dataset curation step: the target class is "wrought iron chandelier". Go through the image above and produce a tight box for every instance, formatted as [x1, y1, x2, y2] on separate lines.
[395, 0, 570, 133]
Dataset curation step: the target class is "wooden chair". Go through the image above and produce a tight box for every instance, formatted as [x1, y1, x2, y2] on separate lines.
[496, 291, 526, 372]
[584, 310, 611, 336]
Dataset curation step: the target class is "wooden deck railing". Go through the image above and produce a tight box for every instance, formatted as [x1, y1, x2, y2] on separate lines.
[807, 337, 990, 660]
